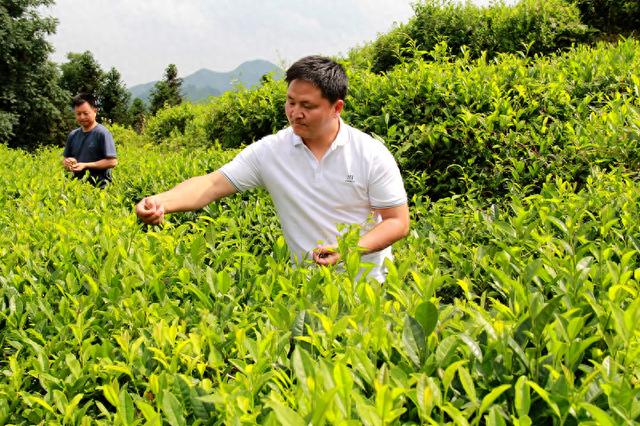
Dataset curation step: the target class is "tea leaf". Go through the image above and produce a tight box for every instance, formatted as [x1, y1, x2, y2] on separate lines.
[161, 390, 186, 426]
[415, 301, 438, 336]
[527, 380, 560, 418]
[579, 403, 616, 426]
[478, 384, 511, 416]
[118, 388, 135, 426]
[458, 366, 477, 403]
[514, 376, 530, 417]
[265, 396, 305, 426]
[403, 315, 426, 366]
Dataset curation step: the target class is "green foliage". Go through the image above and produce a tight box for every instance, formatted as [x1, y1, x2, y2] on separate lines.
[360, 0, 588, 73]
[149, 64, 183, 115]
[128, 98, 147, 133]
[145, 77, 288, 148]
[60, 52, 131, 126]
[145, 102, 208, 145]
[100, 68, 131, 125]
[147, 39, 640, 200]
[404, 171, 640, 423]
[0, 0, 69, 148]
[60, 51, 105, 97]
[346, 38, 640, 199]
[570, 0, 640, 34]
[1, 136, 639, 424]
[200, 79, 288, 148]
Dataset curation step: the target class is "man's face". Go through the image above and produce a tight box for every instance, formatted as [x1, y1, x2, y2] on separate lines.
[285, 79, 343, 142]
[74, 101, 97, 130]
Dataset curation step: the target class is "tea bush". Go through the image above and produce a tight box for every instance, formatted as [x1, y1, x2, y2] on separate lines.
[145, 103, 209, 145]
[359, 0, 588, 74]
[1, 139, 638, 424]
[200, 80, 288, 149]
[346, 38, 640, 199]
[145, 39, 640, 200]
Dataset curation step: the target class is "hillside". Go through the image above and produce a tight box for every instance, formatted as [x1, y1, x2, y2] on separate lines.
[129, 59, 283, 103]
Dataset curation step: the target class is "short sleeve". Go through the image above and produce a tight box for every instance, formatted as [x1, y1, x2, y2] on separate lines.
[218, 140, 266, 192]
[102, 128, 117, 158]
[368, 145, 407, 209]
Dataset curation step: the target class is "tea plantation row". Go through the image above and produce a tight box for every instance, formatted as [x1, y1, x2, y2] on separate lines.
[146, 38, 640, 201]
[1, 133, 638, 423]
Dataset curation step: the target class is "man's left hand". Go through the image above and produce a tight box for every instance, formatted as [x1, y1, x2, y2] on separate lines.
[70, 162, 88, 172]
[313, 245, 341, 266]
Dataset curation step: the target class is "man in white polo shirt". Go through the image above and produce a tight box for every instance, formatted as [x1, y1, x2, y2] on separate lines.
[136, 55, 409, 281]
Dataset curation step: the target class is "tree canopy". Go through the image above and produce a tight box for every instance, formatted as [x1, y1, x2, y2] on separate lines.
[100, 67, 131, 124]
[149, 64, 183, 115]
[128, 98, 147, 133]
[0, 0, 69, 148]
[60, 52, 131, 125]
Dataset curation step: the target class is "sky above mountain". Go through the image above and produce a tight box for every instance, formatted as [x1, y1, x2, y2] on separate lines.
[44, 0, 496, 87]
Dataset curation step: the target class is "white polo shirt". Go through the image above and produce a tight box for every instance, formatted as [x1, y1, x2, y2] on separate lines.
[219, 119, 407, 281]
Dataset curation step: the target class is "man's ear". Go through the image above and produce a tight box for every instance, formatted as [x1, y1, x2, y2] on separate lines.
[334, 99, 344, 116]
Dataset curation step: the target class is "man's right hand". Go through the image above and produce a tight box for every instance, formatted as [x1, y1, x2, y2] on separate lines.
[134, 171, 236, 225]
[136, 196, 165, 224]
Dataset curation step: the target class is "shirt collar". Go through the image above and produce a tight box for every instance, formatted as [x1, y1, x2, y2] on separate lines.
[291, 118, 348, 149]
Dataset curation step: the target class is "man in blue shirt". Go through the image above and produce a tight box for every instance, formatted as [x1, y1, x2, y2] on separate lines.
[62, 93, 117, 188]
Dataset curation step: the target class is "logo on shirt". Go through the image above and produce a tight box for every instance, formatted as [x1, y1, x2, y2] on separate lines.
[345, 174, 355, 183]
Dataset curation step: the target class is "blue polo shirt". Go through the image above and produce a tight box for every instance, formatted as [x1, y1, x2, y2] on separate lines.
[63, 124, 117, 187]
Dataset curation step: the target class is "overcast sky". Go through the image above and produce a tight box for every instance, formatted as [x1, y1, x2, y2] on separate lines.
[44, 0, 495, 87]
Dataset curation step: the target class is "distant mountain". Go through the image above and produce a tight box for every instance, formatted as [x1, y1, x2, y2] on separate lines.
[129, 59, 283, 104]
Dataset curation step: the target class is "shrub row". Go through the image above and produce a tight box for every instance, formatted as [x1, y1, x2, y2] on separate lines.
[1, 141, 639, 423]
[351, 0, 589, 73]
[144, 81, 288, 149]
[346, 38, 640, 199]
[143, 39, 640, 201]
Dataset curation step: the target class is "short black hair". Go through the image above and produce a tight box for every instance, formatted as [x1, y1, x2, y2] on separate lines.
[72, 93, 97, 109]
[285, 55, 347, 103]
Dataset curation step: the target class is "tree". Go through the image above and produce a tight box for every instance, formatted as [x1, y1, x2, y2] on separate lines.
[149, 64, 183, 114]
[60, 52, 132, 125]
[0, 0, 69, 148]
[100, 67, 130, 124]
[128, 98, 146, 133]
[60, 51, 105, 98]
[569, 0, 640, 34]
